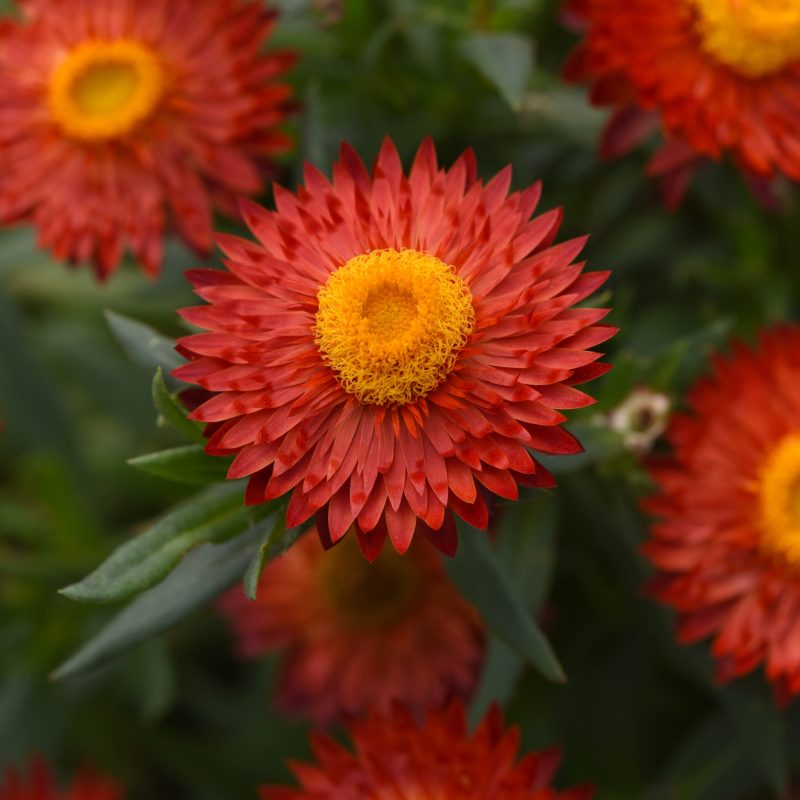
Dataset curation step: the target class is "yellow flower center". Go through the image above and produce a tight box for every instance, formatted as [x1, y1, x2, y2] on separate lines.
[319, 534, 423, 630]
[757, 433, 800, 564]
[314, 248, 475, 406]
[48, 40, 164, 141]
[688, 0, 800, 77]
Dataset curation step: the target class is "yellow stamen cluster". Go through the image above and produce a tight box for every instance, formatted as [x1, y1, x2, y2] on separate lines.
[688, 0, 800, 77]
[315, 248, 475, 406]
[758, 433, 800, 565]
[48, 40, 164, 141]
[319, 533, 422, 630]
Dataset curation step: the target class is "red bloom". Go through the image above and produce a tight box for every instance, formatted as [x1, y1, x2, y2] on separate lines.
[0, 757, 122, 800]
[175, 137, 614, 558]
[259, 702, 593, 799]
[643, 326, 800, 702]
[218, 529, 484, 726]
[563, 0, 800, 204]
[0, 0, 294, 278]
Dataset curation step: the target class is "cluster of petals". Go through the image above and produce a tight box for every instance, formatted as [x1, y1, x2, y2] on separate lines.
[175, 137, 614, 558]
[259, 702, 593, 799]
[643, 326, 800, 702]
[218, 529, 484, 726]
[0, 0, 294, 278]
[562, 0, 800, 204]
[0, 757, 122, 800]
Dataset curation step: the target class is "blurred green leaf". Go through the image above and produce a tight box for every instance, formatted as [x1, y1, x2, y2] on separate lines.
[128, 445, 230, 486]
[105, 310, 181, 374]
[469, 495, 559, 723]
[52, 525, 265, 680]
[458, 32, 533, 110]
[60, 482, 253, 604]
[152, 368, 205, 442]
[242, 514, 302, 600]
[447, 520, 565, 684]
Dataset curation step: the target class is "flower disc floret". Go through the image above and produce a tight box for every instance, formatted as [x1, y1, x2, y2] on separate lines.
[688, 0, 800, 77]
[758, 433, 800, 565]
[315, 248, 475, 406]
[48, 40, 164, 141]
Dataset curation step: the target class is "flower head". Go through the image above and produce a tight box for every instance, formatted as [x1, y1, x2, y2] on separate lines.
[175, 137, 614, 558]
[563, 0, 800, 203]
[0, 0, 294, 278]
[219, 529, 483, 726]
[0, 756, 122, 800]
[258, 702, 593, 799]
[643, 326, 800, 702]
[607, 386, 670, 455]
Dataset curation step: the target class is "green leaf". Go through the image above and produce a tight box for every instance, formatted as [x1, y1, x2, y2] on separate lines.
[446, 519, 565, 684]
[152, 368, 205, 442]
[458, 32, 534, 110]
[52, 526, 264, 680]
[469, 496, 560, 723]
[243, 515, 303, 600]
[60, 482, 253, 604]
[105, 310, 182, 374]
[128, 444, 230, 486]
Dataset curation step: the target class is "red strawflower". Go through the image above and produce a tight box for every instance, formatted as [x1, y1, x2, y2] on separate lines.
[0, 756, 122, 800]
[175, 137, 614, 558]
[643, 325, 800, 703]
[259, 702, 593, 800]
[0, 0, 294, 279]
[563, 0, 800, 205]
[218, 528, 484, 726]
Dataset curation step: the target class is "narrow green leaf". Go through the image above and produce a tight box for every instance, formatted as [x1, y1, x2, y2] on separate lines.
[128, 444, 230, 486]
[52, 527, 264, 680]
[469, 496, 560, 723]
[243, 515, 303, 600]
[446, 519, 565, 683]
[105, 310, 181, 373]
[458, 32, 534, 110]
[60, 482, 252, 604]
[152, 368, 205, 442]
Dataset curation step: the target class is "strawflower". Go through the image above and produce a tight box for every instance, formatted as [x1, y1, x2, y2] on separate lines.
[644, 326, 800, 702]
[563, 0, 800, 205]
[218, 529, 484, 725]
[259, 702, 593, 799]
[175, 137, 615, 558]
[0, 756, 122, 800]
[0, 0, 294, 278]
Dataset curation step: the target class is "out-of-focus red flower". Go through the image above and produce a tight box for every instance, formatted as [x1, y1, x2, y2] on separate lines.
[643, 325, 800, 703]
[258, 702, 594, 799]
[174, 137, 615, 558]
[0, 756, 122, 800]
[562, 0, 800, 205]
[218, 529, 484, 726]
[0, 0, 294, 279]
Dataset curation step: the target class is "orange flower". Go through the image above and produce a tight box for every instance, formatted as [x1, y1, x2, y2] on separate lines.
[563, 0, 800, 204]
[0, 0, 294, 278]
[218, 529, 483, 726]
[643, 326, 800, 702]
[259, 702, 593, 799]
[175, 137, 614, 558]
[0, 756, 122, 800]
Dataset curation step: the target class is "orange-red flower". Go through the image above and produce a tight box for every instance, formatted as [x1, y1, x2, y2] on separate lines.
[259, 702, 593, 799]
[563, 0, 800, 204]
[218, 529, 484, 726]
[0, 0, 294, 279]
[643, 326, 800, 703]
[175, 137, 614, 558]
[0, 756, 122, 800]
